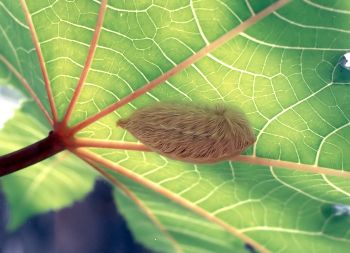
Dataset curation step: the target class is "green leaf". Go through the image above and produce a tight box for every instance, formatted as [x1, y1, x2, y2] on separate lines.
[0, 102, 97, 229]
[0, 0, 50, 111]
[102, 153, 350, 253]
[113, 175, 248, 253]
[1, 0, 350, 252]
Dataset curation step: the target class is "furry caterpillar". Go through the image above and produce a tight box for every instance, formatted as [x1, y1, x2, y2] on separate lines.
[117, 102, 255, 163]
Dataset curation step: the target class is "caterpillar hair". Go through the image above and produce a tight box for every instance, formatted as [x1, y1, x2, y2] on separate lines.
[117, 102, 255, 163]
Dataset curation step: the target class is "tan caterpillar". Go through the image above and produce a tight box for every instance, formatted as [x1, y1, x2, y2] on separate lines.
[117, 102, 255, 163]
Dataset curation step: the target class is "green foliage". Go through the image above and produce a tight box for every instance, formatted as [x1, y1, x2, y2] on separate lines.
[113, 174, 247, 253]
[1, 0, 350, 252]
[0, 102, 96, 230]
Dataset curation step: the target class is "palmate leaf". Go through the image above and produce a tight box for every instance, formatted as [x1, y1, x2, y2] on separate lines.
[1, 0, 350, 252]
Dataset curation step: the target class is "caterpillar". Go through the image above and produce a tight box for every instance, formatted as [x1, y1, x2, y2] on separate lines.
[117, 102, 255, 163]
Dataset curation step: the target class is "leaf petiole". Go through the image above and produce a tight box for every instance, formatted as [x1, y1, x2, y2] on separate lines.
[0, 131, 65, 177]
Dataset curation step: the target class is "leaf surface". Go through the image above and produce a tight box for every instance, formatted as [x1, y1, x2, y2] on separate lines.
[1, 0, 350, 252]
[112, 174, 248, 253]
[0, 102, 96, 229]
[0, 1, 49, 112]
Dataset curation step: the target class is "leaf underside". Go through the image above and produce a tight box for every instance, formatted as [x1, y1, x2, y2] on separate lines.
[1, 0, 350, 252]
[0, 102, 96, 230]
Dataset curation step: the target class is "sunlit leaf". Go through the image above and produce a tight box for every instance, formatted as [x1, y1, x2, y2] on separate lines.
[1, 0, 350, 252]
[0, 102, 96, 229]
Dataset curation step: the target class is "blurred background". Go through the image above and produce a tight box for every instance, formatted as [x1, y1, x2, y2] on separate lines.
[0, 179, 152, 253]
